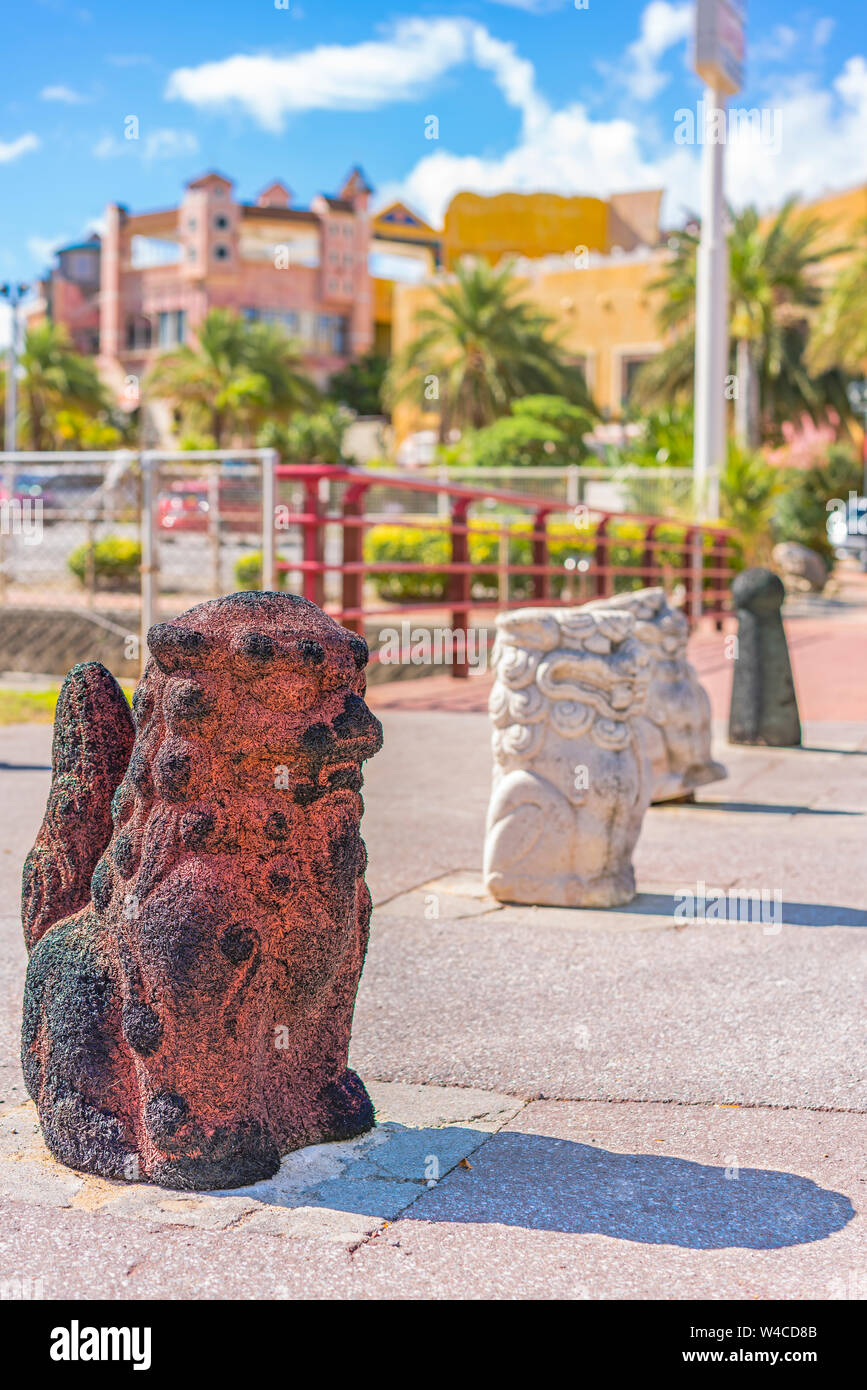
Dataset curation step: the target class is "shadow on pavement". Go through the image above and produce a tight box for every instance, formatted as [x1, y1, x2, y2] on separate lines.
[798, 746, 867, 757]
[675, 801, 861, 816]
[609, 892, 867, 928]
[410, 1134, 855, 1249]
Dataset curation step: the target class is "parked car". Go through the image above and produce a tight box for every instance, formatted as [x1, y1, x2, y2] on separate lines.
[157, 477, 262, 535]
[0, 475, 61, 523]
[827, 495, 867, 570]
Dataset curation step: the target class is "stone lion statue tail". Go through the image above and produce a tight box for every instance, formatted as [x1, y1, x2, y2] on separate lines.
[22, 662, 135, 953]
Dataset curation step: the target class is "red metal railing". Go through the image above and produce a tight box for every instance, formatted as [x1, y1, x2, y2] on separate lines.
[272, 464, 737, 676]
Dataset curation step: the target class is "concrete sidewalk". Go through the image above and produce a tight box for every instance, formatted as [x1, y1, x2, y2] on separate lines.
[0, 695, 864, 1300]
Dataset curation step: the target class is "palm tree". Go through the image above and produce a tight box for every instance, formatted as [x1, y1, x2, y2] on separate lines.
[258, 402, 353, 465]
[146, 309, 317, 446]
[384, 259, 593, 440]
[634, 201, 846, 447]
[16, 322, 109, 450]
[807, 220, 867, 375]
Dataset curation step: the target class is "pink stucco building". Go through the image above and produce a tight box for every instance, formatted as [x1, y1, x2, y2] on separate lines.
[40, 167, 374, 421]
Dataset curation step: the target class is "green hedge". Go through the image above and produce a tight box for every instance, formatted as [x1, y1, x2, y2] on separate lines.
[363, 518, 696, 602]
[67, 536, 141, 591]
[234, 551, 289, 590]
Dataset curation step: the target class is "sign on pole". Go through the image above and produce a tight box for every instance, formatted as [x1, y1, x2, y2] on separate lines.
[695, 0, 746, 96]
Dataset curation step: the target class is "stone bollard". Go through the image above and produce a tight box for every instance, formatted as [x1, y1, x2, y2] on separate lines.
[484, 606, 654, 908]
[729, 567, 802, 746]
[587, 587, 726, 801]
[21, 591, 383, 1191]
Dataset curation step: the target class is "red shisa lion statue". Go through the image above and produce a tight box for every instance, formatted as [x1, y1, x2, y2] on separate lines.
[21, 592, 383, 1190]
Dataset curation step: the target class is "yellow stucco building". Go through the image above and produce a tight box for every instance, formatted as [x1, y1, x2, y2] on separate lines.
[380, 180, 867, 446]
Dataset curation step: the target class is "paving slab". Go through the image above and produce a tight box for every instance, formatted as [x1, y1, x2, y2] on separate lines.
[1, 1088, 862, 1301]
[348, 1101, 866, 1301]
[0, 1082, 523, 1255]
[0, 688, 864, 1299]
[352, 884, 866, 1109]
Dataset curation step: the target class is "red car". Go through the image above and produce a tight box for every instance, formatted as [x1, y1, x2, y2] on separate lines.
[157, 478, 261, 535]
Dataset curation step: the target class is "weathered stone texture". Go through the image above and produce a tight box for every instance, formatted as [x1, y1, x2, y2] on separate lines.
[484, 607, 653, 908]
[588, 587, 726, 801]
[21, 592, 382, 1190]
[729, 568, 802, 747]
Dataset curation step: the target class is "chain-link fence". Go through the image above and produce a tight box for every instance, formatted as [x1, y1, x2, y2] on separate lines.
[370, 464, 696, 519]
[0, 451, 704, 679]
[0, 449, 276, 677]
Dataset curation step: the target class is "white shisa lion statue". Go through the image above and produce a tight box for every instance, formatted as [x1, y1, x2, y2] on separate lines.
[588, 587, 726, 803]
[483, 591, 725, 908]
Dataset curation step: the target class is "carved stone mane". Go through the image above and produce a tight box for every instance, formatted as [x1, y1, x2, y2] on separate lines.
[588, 588, 726, 799]
[22, 592, 382, 1191]
[485, 607, 654, 908]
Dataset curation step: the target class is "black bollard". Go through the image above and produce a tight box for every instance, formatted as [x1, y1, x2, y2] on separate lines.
[728, 567, 802, 746]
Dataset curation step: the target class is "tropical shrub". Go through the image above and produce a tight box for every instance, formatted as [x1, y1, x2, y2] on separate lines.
[441, 395, 595, 470]
[720, 446, 780, 566]
[773, 444, 862, 561]
[67, 537, 141, 590]
[234, 551, 289, 590]
[362, 517, 682, 602]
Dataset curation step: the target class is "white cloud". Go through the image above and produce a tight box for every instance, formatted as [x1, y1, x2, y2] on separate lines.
[166, 18, 472, 133]
[725, 57, 867, 211]
[165, 10, 867, 234]
[0, 133, 40, 164]
[483, 0, 568, 10]
[40, 84, 87, 103]
[93, 128, 199, 162]
[622, 1, 693, 101]
[750, 24, 798, 65]
[27, 234, 64, 263]
[814, 17, 836, 48]
[143, 129, 199, 161]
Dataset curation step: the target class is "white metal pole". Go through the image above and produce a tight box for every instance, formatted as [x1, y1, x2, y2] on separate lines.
[140, 453, 157, 669]
[693, 85, 728, 521]
[262, 448, 276, 590]
[5, 295, 17, 455]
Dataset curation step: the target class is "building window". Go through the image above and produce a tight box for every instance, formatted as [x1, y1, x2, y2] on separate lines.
[214, 244, 230, 261]
[126, 316, 152, 351]
[316, 314, 349, 355]
[158, 310, 186, 348]
[621, 354, 654, 405]
[187, 246, 196, 261]
[68, 251, 96, 280]
[214, 215, 229, 230]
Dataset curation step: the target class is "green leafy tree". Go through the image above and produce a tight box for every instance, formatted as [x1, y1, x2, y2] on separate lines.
[328, 350, 388, 417]
[616, 405, 696, 469]
[773, 444, 862, 561]
[807, 220, 867, 375]
[258, 402, 353, 465]
[147, 309, 317, 447]
[13, 322, 111, 450]
[384, 259, 594, 440]
[720, 444, 781, 565]
[443, 395, 594, 469]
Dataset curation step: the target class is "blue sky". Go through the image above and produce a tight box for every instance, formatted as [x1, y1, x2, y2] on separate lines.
[1, 0, 865, 299]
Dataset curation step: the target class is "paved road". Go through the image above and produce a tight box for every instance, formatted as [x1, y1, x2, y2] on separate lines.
[0, 691, 864, 1298]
